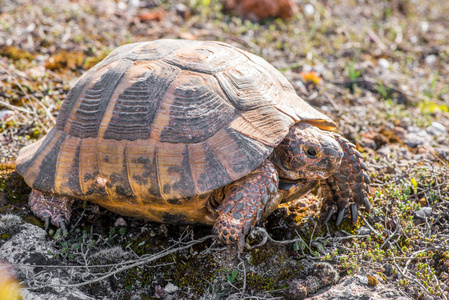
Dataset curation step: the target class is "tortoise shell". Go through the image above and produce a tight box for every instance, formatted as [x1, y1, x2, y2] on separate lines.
[16, 39, 336, 224]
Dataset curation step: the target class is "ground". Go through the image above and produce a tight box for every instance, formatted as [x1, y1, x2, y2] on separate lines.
[0, 0, 448, 299]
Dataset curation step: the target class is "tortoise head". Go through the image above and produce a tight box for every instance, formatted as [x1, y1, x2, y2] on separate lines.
[271, 122, 343, 180]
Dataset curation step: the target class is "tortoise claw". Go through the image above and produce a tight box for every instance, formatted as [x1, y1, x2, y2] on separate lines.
[336, 208, 345, 226]
[324, 206, 335, 224]
[363, 197, 371, 211]
[60, 221, 68, 233]
[350, 204, 358, 225]
[44, 217, 51, 232]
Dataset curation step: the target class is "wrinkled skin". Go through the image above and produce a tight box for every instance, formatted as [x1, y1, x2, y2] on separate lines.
[28, 122, 370, 251]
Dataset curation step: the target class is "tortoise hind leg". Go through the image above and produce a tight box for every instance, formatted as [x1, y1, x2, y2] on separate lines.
[28, 189, 74, 231]
[212, 160, 281, 251]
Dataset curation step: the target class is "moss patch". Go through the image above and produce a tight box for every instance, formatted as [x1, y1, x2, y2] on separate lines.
[0, 165, 31, 205]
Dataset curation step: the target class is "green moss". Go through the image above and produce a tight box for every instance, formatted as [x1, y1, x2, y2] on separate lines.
[121, 267, 153, 290]
[164, 252, 218, 294]
[22, 215, 45, 228]
[0, 46, 35, 61]
[1, 232, 12, 239]
[248, 244, 302, 291]
[0, 166, 31, 205]
[246, 273, 280, 291]
[45, 50, 86, 72]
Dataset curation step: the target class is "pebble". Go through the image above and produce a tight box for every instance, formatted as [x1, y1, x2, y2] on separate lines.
[382, 264, 394, 277]
[414, 207, 432, 219]
[304, 4, 314, 15]
[426, 121, 447, 136]
[435, 146, 449, 161]
[0, 110, 14, 121]
[360, 137, 376, 150]
[287, 278, 307, 299]
[376, 145, 391, 156]
[405, 127, 432, 148]
[114, 217, 127, 227]
[425, 54, 436, 66]
[378, 58, 390, 69]
[357, 275, 369, 285]
[164, 283, 179, 294]
[357, 226, 372, 235]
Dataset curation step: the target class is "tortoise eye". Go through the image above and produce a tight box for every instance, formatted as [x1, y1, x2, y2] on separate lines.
[305, 147, 317, 158]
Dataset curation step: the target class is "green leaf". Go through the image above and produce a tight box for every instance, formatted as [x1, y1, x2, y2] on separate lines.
[227, 269, 238, 283]
[293, 241, 300, 251]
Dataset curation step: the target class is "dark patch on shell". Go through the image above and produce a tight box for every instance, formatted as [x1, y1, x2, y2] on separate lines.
[32, 132, 67, 193]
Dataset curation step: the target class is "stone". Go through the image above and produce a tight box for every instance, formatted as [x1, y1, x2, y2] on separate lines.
[287, 278, 307, 300]
[307, 275, 401, 299]
[427, 121, 447, 136]
[312, 262, 339, 286]
[0, 214, 92, 300]
[378, 58, 390, 69]
[405, 127, 432, 148]
[164, 283, 179, 294]
[414, 207, 432, 219]
[224, 0, 298, 22]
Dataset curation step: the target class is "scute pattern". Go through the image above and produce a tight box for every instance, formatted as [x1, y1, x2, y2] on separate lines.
[102, 61, 181, 141]
[163, 41, 248, 74]
[160, 72, 235, 143]
[65, 60, 133, 138]
[15, 39, 338, 224]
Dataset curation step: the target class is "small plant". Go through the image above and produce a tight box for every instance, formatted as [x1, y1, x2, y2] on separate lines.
[376, 81, 392, 100]
[227, 269, 238, 284]
[347, 61, 361, 81]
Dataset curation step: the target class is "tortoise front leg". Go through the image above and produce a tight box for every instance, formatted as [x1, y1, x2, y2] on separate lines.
[212, 160, 281, 251]
[29, 189, 74, 231]
[322, 135, 371, 226]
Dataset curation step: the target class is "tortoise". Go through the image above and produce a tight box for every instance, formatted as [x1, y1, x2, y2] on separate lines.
[15, 39, 370, 249]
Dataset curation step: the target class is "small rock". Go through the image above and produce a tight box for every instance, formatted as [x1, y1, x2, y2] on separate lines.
[225, 0, 298, 22]
[414, 207, 432, 219]
[28, 65, 46, 78]
[305, 276, 322, 294]
[377, 145, 392, 156]
[178, 32, 196, 40]
[358, 275, 369, 285]
[382, 264, 394, 277]
[425, 54, 436, 66]
[312, 262, 339, 286]
[138, 10, 164, 22]
[307, 275, 401, 299]
[164, 283, 179, 294]
[114, 217, 127, 227]
[405, 128, 431, 148]
[360, 137, 377, 150]
[426, 121, 447, 136]
[435, 146, 449, 161]
[393, 126, 406, 139]
[175, 3, 190, 18]
[420, 21, 429, 32]
[378, 58, 390, 69]
[304, 4, 314, 15]
[357, 226, 372, 235]
[287, 278, 308, 300]
[0, 110, 14, 121]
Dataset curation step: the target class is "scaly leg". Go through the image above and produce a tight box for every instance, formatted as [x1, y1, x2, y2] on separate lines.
[29, 189, 74, 231]
[212, 160, 280, 251]
[322, 135, 371, 226]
